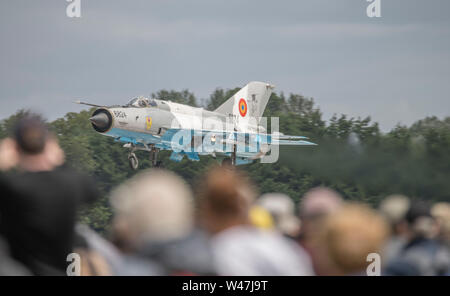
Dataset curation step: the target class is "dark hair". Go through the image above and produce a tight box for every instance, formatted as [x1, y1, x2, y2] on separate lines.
[406, 201, 431, 224]
[13, 115, 49, 155]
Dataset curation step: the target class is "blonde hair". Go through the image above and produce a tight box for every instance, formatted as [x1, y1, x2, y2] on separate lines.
[379, 194, 410, 225]
[322, 203, 389, 274]
[432, 202, 450, 243]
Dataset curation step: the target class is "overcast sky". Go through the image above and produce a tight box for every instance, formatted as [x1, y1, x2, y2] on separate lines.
[1, 0, 449, 131]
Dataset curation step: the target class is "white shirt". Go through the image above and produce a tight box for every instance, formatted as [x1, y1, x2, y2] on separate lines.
[211, 226, 314, 276]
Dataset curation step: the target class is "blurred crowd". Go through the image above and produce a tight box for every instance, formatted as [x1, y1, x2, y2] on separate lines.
[0, 115, 449, 276]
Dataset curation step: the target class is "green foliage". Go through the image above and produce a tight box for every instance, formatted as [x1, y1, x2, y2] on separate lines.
[1, 88, 449, 232]
[152, 89, 197, 106]
[206, 87, 240, 111]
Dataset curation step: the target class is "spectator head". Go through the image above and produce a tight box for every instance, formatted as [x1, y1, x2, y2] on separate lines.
[321, 203, 389, 275]
[110, 169, 194, 252]
[298, 187, 343, 240]
[432, 202, 450, 245]
[256, 193, 300, 237]
[0, 114, 65, 172]
[198, 166, 257, 235]
[291, 187, 342, 275]
[379, 194, 410, 236]
[13, 115, 49, 155]
[299, 187, 343, 219]
[405, 201, 436, 239]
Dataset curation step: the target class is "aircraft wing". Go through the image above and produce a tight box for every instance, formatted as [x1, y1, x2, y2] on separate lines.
[152, 128, 316, 164]
[269, 138, 316, 145]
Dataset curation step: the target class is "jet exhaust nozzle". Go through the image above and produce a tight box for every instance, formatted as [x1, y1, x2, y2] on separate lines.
[90, 113, 109, 128]
[90, 109, 113, 133]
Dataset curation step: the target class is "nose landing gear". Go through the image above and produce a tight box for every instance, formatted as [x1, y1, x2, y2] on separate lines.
[125, 143, 162, 170]
[128, 152, 139, 170]
[126, 144, 139, 170]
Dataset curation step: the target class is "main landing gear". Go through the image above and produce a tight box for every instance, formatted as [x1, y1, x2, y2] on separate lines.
[149, 145, 163, 168]
[221, 143, 237, 167]
[126, 143, 162, 170]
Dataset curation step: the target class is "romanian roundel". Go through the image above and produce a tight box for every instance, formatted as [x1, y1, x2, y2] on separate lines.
[238, 98, 247, 117]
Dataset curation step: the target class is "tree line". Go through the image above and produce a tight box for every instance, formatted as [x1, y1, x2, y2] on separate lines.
[1, 88, 449, 232]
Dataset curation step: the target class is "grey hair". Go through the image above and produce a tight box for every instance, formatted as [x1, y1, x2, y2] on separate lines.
[110, 169, 194, 245]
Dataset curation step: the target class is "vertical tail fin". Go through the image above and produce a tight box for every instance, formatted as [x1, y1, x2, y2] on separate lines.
[214, 81, 275, 123]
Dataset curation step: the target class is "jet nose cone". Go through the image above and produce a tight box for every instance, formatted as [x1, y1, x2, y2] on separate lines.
[89, 113, 109, 129]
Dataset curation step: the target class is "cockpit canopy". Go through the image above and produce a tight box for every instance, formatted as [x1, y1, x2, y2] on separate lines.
[126, 96, 157, 108]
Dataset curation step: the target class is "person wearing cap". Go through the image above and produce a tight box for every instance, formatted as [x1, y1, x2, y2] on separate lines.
[0, 114, 99, 275]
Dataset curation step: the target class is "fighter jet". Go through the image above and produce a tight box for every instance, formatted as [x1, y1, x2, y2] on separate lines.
[76, 81, 315, 169]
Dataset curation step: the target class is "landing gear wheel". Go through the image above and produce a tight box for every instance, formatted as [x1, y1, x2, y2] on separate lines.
[128, 153, 139, 170]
